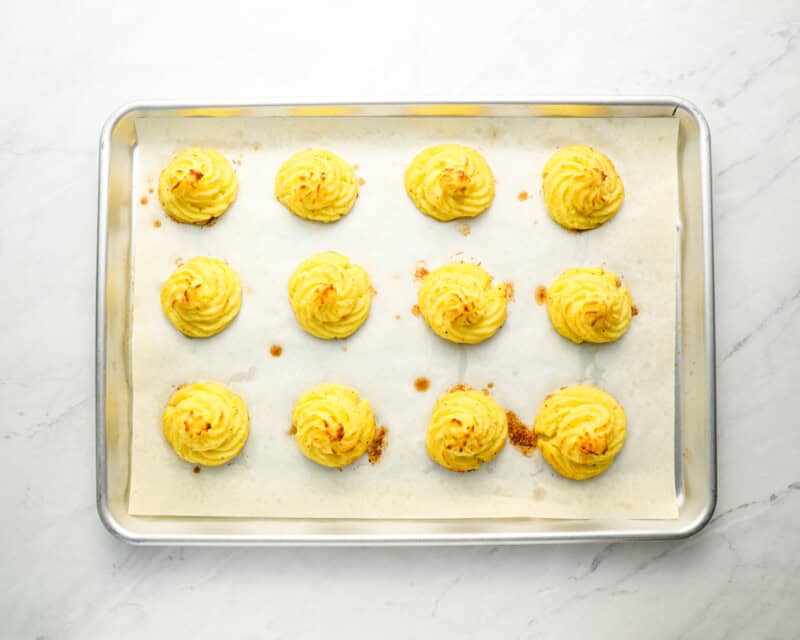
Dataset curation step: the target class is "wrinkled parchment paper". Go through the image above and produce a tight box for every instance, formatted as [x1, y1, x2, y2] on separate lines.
[128, 115, 679, 519]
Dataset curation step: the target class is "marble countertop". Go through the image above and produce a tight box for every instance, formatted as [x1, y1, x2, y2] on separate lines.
[2, 1, 798, 637]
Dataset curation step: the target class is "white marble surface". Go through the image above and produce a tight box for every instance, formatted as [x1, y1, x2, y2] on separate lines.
[1, 1, 798, 637]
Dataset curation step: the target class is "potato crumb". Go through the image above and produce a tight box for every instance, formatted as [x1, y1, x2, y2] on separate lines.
[517, 191, 529, 202]
[367, 426, 388, 464]
[507, 411, 538, 457]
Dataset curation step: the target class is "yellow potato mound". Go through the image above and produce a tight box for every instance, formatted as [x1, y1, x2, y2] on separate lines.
[534, 385, 627, 480]
[426, 385, 508, 472]
[405, 144, 495, 221]
[158, 148, 238, 225]
[542, 144, 624, 230]
[160, 257, 242, 338]
[288, 252, 372, 340]
[275, 149, 358, 223]
[162, 382, 249, 466]
[418, 263, 507, 344]
[545, 267, 632, 344]
[292, 383, 376, 468]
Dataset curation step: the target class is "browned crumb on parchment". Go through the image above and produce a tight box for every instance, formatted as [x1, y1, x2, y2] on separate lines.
[632, 305, 639, 317]
[517, 191, 529, 202]
[287, 425, 297, 436]
[370, 285, 378, 297]
[411, 304, 421, 317]
[352, 163, 359, 171]
[140, 196, 149, 205]
[414, 261, 429, 281]
[175, 257, 184, 267]
[358, 177, 366, 186]
[193, 465, 201, 474]
[367, 426, 388, 464]
[269, 344, 283, 357]
[341, 346, 348, 352]
[506, 410, 538, 457]
[153, 219, 161, 228]
[535, 285, 547, 305]
[487, 382, 494, 389]
[148, 187, 154, 194]
[458, 223, 471, 236]
[394, 313, 401, 320]
[503, 281, 515, 302]
[414, 377, 430, 392]
[252, 142, 262, 151]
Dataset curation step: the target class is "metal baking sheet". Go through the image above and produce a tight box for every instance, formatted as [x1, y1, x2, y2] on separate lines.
[96, 98, 716, 544]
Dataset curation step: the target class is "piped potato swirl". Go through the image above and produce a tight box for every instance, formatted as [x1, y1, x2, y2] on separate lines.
[534, 385, 626, 480]
[418, 263, 507, 344]
[545, 267, 632, 344]
[405, 144, 495, 221]
[162, 382, 249, 466]
[288, 252, 372, 340]
[426, 385, 508, 472]
[542, 144, 624, 230]
[158, 148, 238, 225]
[160, 257, 242, 338]
[292, 383, 376, 468]
[275, 149, 358, 223]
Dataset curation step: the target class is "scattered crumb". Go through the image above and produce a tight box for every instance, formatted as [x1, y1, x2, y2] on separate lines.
[517, 191, 529, 202]
[507, 411, 538, 457]
[148, 187, 154, 194]
[269, 344, 283, 357]
[352, 163, 359, 171]
[615, 277, 622, 288]
[358, 177, 366, 186]
[458, 223, 471, 236]
[367, 426, 388, 464]
[192, 466, 201, 474]
[414, 262, 429, 281]
[287, 425, 297, 436]
[341, 346, 348, 352]
[370, 285, 378, 297]
[559, 385, 567, 390]
[532, 219, 539, 225]
[394, 314, 401, 320]
[140, 196, 148, 205]
[535, 285, 547, 305]
[487, 382, 494, 389]
[175, 257, 184, 267]
[253, 142, 262, 151]
[414, 377, 430, 392]
[233, 158, 242, 167]
[153, 220, 161, 228]
[504, 281, 515, 302]
[632, 305, 639, 317]
[411, 304, 421, 317]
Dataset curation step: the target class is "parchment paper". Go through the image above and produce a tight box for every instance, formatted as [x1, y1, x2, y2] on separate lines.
[128, 115, 679, 519]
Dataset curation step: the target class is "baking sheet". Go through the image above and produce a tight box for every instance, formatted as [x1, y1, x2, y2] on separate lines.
[128, 115, 679, 519]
